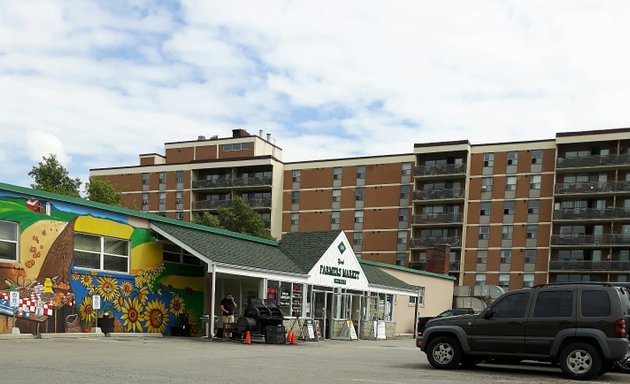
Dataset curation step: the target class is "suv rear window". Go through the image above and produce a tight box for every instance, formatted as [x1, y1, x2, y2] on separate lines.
[533, 290, 573, 317]
[581, 290, 610, 317]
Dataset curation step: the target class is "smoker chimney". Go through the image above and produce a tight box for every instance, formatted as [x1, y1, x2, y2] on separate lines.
[197, 135, 206, 141]
[259, 129, 263, 137]
[266, 133, 271, 141]
[232, 129, 250, 138]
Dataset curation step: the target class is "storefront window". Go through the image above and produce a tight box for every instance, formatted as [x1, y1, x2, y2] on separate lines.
[267, 280, 303, 318]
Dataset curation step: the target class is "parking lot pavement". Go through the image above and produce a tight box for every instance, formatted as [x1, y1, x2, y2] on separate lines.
[0, 336, 627, 384]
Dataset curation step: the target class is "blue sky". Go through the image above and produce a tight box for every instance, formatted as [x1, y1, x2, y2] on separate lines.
[2, 0, 630, 189]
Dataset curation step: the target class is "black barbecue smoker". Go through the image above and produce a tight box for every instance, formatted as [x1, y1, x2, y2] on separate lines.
[235, 298, 286, 344]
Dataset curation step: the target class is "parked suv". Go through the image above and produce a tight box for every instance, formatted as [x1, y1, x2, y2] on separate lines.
[417, 283, 630, 380]
[417, 308, 475, 334]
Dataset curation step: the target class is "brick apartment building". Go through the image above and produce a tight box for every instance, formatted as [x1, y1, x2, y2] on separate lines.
[91, 127, 630, 289]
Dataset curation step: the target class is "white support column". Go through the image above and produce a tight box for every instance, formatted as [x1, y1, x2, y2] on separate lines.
[209, 263, 217, 339]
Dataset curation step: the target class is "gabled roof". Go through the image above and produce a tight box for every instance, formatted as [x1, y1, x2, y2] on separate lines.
[359, 262, 415, 291]
[279, 231, 342, 273]
[151, 222, 304, 275]
[359, 259, 456, 281]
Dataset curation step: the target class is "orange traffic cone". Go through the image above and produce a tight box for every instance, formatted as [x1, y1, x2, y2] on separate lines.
[289, 331, 297, 345]
[244, 330, 251, 345]
[286, 331, 293, 344]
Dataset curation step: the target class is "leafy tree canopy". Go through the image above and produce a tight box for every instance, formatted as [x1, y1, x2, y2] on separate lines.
[28, 154, 81, 197]
[85, 177, 122, 205]
[193, 196, 273, 240]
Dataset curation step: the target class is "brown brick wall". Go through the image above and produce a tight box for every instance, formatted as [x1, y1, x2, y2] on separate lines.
[298, 211, 330, 231]
[342, 166, 357, 187]
[364, 185, 401, 207]
[300, 168, 333, 189]
[100, 174, 142, 193]
[166, 147, 195, 164]
[361, 231, 397, 251]
[361, 252, 397, 265]
[299, 189, 332, 210]
[140, 157, 154, 166]
[365, 163, 403, 185]
[196, 145, 218, 161]
[363, 208, 399, 230]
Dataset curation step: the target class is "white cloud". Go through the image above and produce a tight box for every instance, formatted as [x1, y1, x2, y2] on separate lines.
[26, 130, 70, 165]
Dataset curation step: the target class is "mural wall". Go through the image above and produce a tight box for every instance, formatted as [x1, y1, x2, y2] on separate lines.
[0, 193, 205, 335]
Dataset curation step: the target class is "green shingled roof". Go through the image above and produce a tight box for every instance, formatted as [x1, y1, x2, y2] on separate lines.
[151, 222, 305, 275]
[359, 262, 416, 291]
[359, 259, 456, 281]
[279, 231, 342, 273]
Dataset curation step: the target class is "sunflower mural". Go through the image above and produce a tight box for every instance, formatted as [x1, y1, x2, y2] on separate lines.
[79, 296, 95, 325]
[121, 297, 144, 332]
[144, 299, 168, 333]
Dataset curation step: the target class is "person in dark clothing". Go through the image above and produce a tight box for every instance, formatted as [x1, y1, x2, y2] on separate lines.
[220, 293, 237, 338]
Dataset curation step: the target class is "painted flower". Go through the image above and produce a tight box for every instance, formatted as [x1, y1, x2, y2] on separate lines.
[72, 272, 80, 281]
[90, 270, 97, 277]
[169, 294, 185, 317]
[80, 274, 93, 288]
[121, 297, 144, 332]
[144, 299, 168, 333]
[96, 276, 119, 302]
[120, 282, 133, 297]
[134, 274, 145, 287]
[113, 295, 125, 312]
[135, 285, 149, 305]
[79, 296, 95, 324]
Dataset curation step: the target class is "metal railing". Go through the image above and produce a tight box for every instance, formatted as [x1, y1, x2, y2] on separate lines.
[550, 234, 630, 245]
[412, 212, 463, 224]
[415, 163, 466, 176]
[192, 199, 232, 210]
[413, 188, 464, 200]
[192, 176, 273, 189]
[554, 181, 630, 195]
[548, 260, 630, 271]
[556, 153, 630, 168]
[409, 236, 462, 248]
[553, 207, 630, 220]
[244, 198, 272, 208]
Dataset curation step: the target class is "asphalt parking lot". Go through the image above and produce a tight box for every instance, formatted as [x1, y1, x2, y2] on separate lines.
[0, 335, 627, 384]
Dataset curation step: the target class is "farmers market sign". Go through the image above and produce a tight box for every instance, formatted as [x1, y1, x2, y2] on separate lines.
[319, 265, 360, 280]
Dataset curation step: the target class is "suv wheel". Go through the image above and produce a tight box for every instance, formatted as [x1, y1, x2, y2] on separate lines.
[426, 336, 462, 369]
[559, 342, 602, 380]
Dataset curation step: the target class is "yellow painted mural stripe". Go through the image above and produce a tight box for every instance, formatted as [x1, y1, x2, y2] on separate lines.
[74, 216, 133, 239]
[130, 242, 163, 274]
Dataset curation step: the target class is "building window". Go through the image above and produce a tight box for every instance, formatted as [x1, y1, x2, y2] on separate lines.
[530, 175, 542, 190]
[223, 143, 251, 151]
[503, 200, 515, 215]
[176, 171, 184, 183]
[398, 208, 409, 222]
[175, 212, 184, 220]
[523, 273, 535, 288]
[356, 165, 366, 180]
[0, 220, 18, 262]
[400, 185, 410, 199]
[163, 243, 200, 266]
[402, 162, 412, 176]
[74, 233, 129, 273]
[483, 153, 494, 167]
[499, 274, 510, 289]
[531, 150, 543, 165]
[292, 170, 300, 183]
[290, 213, 299, 225]
[331, 211, 340, 224]
[475, 273, 487, 286]
[481, 177, 493, 192]
[500, 249, 512, 264]
[175, 191, 182, 204]
[477, 250, 487, 264]
[396, 253, 405, 266]
[291, 191, 300, 204]
[507, 151, 518, 166]
[525, 249, 536, 264]
[480, 202, 491, 216]
[397, 230, 407, 244]
[478, 226, 489, 240]
[526, 225, 538, 239]
[333, 167, 342, 180]
[159, 192, 166, 204]
[142, 193, 149, 206]
[142, 173, 149, 185]
[410, 287, 426, 305]
[355, 188, 364, 201]
[158, 172, 166, 184]
[353, 232, 362, 245]
[505, 176, 517, 191]
[528, 199, 539, 214]
[332, 189, 341, 202]
[354, 211, 364, 223]
[502, 225, 513, 240]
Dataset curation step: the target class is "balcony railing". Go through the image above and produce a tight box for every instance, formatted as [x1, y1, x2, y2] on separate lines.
[192, 199, 232, 210]
[409, 236, 462, 248]
[412, 212, 463, 224]
[415, 163, 466, 176]
[555, 181, 630, 195]
[556, 153, 630, 169]
[413, 188, 464, 200]
[192, 176, 273, 189]
[548, 260, 630, 271]
[550, 234, 630, 246]
[244, 197, 272, 208]
[553, 207, 630, 220]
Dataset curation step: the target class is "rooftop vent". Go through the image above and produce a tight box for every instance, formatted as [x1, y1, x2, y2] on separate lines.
[197, 135, 206, 141]
[210, 135, 219, 140]
[232, 129, 250, 138]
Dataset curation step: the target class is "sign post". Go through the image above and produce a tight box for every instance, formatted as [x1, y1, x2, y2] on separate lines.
[92, 294, 101, 333]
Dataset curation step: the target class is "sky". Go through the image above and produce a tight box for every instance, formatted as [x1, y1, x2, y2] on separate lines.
[2, 0, 630, 189]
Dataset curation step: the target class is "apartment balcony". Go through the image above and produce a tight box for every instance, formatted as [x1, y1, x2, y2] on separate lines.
[556, 153, 630, 169]
[406, 261, 461, 272]
[413, 188, 464, 201]
[548, 260, 630, 271]
[553, 207, 630, 220]
[412, 212, 463, 225]
[244, 197, 272, 209]
[409, 236, 462, 249]
[192, 199, 232, 210]
[554, 181, 630, 195]
[550, 234, 630, 246]
[414, 164, 467, 177]
[192, 176, 273, 190]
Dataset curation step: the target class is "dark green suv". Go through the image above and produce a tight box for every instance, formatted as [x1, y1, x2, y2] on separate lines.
[417, 283, 630, 380]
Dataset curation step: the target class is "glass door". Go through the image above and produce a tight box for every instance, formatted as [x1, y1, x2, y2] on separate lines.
[313, 290, 332, 339]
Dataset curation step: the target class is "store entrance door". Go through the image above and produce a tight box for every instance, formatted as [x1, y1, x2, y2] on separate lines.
[313, 290, 333, 339]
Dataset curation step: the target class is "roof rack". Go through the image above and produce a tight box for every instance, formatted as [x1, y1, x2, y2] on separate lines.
[533, 282, 614, 288]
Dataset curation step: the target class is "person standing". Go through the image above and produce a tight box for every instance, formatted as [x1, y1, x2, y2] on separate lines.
[220, 293, 237, 339]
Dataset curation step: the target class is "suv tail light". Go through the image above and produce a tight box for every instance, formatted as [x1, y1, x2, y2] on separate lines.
[614, 318, 626, 338]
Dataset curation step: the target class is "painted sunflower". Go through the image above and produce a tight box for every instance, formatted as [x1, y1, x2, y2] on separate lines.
[135, 285, 149, 305]
[113, 295, 125, 312]
[79, 296, 95, 324]
[72, 272, 80, 281]
[169, 294, 186, 317]
[96, 276, 119, 302]
[144, 299, 168, 334]
[80, 274, 93, 289]
[121, 297, 144, 332]
[120, 281, 133, 297]
[134, 274, 145, 287]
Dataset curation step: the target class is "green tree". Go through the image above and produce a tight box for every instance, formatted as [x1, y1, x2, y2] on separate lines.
[28, 154, 81, 197]
[85, 177, 122, 205]
[193, 196, 273, 240]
